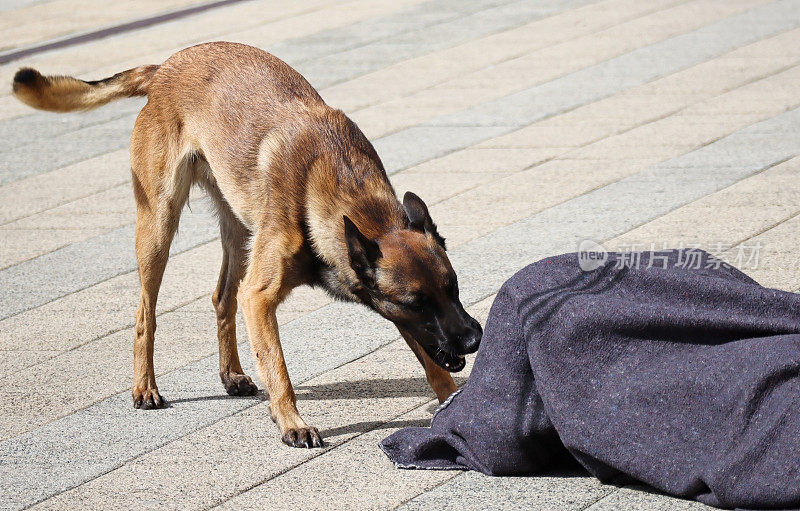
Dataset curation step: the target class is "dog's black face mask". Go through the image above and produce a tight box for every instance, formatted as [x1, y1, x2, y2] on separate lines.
[343, 193, 482, 372]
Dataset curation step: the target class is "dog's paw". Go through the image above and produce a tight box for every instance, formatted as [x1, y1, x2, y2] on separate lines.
[221, 371, 258, 396]
[132, 387, 165, 409]
[281, 426, 324, 448]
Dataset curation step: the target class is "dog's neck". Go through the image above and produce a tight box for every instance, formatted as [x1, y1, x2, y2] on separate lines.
[304, 160, 405, 303]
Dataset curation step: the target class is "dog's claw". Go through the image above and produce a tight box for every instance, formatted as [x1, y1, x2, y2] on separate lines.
[221, 372, 258, 396]
[282, 426, 324, 448]
[132, 388, 165, 410]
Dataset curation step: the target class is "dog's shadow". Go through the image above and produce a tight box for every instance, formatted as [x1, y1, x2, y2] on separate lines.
[295, 376, 468, 436]
[168, 376, 466, 418]
[166, 376, 597, 479]
[295, 376, 468, 401]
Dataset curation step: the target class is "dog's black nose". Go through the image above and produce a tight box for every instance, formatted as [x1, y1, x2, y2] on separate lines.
[458, 320, 482, 354]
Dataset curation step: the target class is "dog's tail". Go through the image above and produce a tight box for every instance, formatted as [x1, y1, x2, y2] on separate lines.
[12, 65, 160, 113]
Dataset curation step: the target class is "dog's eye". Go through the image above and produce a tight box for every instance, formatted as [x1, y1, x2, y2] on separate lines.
[403, 295, 425, 312]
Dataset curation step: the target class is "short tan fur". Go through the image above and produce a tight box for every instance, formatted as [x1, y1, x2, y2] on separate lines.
[13, 42, 482, 448]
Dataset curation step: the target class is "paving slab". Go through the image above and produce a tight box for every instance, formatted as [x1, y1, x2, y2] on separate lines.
[720, 213, 800, 290]
[0, 149, 130, 225]
[0, 109, 144, 185]
[0, 193, 219, 319]
[397, 471, 612, 511]
[449, 106, 800, 304]
[585, 485, 715, 510]
[354, 0, 750, 139]
[377, 0, 800, 171]
[605, 155, 800, 268]
[0, 183, 133, 268]
[0, 0, 209, 51]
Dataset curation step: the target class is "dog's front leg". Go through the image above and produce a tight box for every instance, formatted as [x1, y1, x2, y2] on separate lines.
[239, 231, 323, 448]
[398, 328, 458, 403]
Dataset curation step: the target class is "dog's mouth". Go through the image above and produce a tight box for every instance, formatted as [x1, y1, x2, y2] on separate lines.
[421, 343, 466, 372]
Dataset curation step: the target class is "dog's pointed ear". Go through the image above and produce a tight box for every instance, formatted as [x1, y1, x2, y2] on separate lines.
[344, 215, 381, 282]
[403, 191, 446, 250]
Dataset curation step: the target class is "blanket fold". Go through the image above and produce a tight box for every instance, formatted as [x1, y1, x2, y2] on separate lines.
[380, 250, 800, 510]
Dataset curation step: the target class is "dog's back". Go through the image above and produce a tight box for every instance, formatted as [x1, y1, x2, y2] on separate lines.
[148, 42, 328, 159]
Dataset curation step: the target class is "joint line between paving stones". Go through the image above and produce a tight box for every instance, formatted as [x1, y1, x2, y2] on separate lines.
[203, 402, 434, 509]
[0, 109, 140, 156]
[0, 295, 201, 381]
[313, 0, 632, 92]
[737, 207, 800, 251]
[0, 234, 219, 322]
[0, 223, 123, 271]
[0, 181, 128, 228]
[385, 27, 800, 175]
[596, 154, 797, 254]
[390, 473, 466, 510]
[203, 397, 444, 510]
[349, 0, 692, 133]
[708, 173, 800, 253]
[577, 486, 623, 510]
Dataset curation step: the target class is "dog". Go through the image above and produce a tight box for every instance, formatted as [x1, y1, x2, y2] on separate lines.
[12, 41, 483, 448]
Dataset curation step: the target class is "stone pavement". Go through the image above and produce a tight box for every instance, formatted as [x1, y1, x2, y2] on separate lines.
[1, 0, 799, 509]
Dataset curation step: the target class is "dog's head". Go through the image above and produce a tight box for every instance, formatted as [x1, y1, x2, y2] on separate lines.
[344, 192, 482, 372]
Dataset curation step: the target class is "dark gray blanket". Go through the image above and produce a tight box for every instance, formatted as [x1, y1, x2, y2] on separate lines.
[380, 250, 800, 510]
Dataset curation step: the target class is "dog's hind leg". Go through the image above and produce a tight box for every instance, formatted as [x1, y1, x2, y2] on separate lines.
[399, 329, 458, 403]
[205, 178, 258, 397]
[130, 107, 191, 409]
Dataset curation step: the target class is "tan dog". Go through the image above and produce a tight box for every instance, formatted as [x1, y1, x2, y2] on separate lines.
[13, 42, 482, 448]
